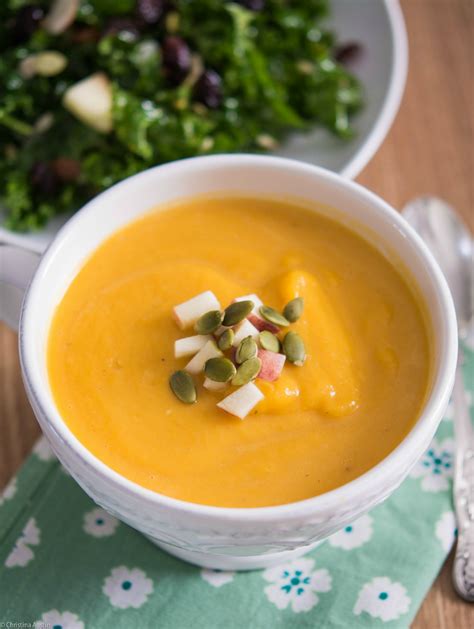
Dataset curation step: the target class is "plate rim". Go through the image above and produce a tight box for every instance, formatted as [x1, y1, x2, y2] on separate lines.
[340, 0, 409, 179]
[0, 0, 408, 250]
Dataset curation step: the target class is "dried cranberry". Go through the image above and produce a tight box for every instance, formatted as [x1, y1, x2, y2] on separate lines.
[136, 0, 164, 24]
[52, 158, 81, 182]
[234, 0, 265, 11]
[30, 162, 60, 197]
[194, 70, 223, 109]
[12, 5, 44, 43]
[334, 42, 363, 66]
[102, 17, 141, 40]
[70, 25, 100, 44]
[162, 36, 191, 85]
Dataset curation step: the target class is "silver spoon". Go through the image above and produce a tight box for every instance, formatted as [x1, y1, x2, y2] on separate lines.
[403, 196, 474, 602]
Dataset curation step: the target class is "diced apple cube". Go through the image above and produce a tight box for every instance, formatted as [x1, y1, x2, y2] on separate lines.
[247, 314, 280, 334]
[173, 291, 221, 330]
[217, 382, 264, 419]
[203, 378, 228, 392]
[232, 319, 259, 346]
[63, 72, 113, 133]
[257, 349, 286, 382]
[233, 294, 263, 315]
[174, 335, 212, 359]
[185, 340, 222, 374]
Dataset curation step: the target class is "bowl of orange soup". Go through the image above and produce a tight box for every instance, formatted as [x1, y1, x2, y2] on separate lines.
[14, 155, 456, 570]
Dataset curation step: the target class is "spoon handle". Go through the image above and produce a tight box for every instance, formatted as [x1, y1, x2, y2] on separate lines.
[452, 352, 474, 602]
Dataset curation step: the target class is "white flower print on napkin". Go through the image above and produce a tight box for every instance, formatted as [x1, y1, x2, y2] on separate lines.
[5, 517, 40, 568]
[201, 568, 235, 587]
[328, 514, 374, 550]
[33, 436, 56, 462]
[354, 576, 410, 622]
[410, 437, 454, 491]
[83, 507, 119, 538]
[436, 510, 457, 552]
[263, 557, 331, 613]
[0, 477, 17, 505]
[103, 566, 153, 609]
[34, 610, 84, 629]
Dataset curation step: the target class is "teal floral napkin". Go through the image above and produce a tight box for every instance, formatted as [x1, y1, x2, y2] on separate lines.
[1, 346, 472, 629]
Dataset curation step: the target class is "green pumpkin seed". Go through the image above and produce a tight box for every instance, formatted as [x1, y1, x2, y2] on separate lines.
[282, 331, 306, 366]
[218, 328, 234, 351]
[259, 305, 290, 327]
[204, 357, 237, 382]
[195, 310, 223, 335]
[283, 297, 304, 323]
[232, 357, 262, 386]
[222, 300, 254, 326]
[259, 330, 280, 353]
[235, 336, 258, 364]
[169, 370, 197, 404]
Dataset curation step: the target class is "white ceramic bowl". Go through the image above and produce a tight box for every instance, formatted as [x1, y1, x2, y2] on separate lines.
[3, 155, 456, 570]
[0, 0, 407, 255]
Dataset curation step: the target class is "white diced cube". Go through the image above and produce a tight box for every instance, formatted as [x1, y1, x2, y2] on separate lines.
[217, 382, 264, 419]
[173, 291, 221, 329]
[63, 73, 113, 133]
[174, 335, 212, 359]
[234, 293, 263, 315]
[185, 340, 222, 374]
[203, 378, 228, 392]
[232, 319, 260, 346]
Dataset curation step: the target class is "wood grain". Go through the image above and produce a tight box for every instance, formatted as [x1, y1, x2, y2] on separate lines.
[0, 0, 472, 625]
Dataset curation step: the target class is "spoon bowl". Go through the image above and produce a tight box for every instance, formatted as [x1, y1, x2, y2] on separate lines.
[403, 196, 473, 337]
[403, 195, 474, 603]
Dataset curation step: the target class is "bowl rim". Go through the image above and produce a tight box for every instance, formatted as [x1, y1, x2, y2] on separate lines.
[0, 0, 408, 254]
[19, 154, 457, 522]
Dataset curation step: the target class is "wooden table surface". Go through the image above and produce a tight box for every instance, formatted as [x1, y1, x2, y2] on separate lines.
[1, 0, 472, 626]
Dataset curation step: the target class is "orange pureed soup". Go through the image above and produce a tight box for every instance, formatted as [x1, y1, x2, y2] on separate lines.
[48, 197, 430, 507]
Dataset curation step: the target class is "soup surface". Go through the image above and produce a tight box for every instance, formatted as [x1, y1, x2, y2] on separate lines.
[48, 197, 430, 507]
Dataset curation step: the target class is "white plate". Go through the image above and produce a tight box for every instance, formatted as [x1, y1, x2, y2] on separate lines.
[0, 0, 407, 254]
[278, 0, 408, 178]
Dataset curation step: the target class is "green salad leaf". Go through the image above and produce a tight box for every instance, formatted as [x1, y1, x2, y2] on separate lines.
[0, 0, 364, 231]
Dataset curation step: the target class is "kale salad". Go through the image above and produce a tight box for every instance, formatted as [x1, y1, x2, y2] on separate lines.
[0, 0, 363, 231]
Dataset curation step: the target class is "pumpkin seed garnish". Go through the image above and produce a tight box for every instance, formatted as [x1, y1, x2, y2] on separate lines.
[259, 330, 280, 353]
[195, 310, 223, 335]
[259, 305, 290, 327]
[282, 331, 306, 366]
[169, 370, 197, 404]
[204, 357, 237, 382]
[222, 300, 254, 326]
[235, 336, 258, 364]
[218, 328, 234, 351]
[283, 297, 304, 323]
[232, 357, 262, 386]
